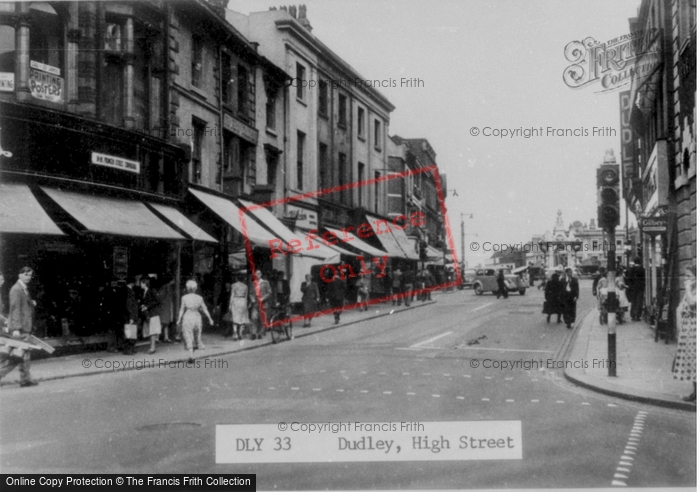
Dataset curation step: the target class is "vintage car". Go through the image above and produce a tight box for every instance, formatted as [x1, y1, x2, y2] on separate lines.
[472, 268, 528, 295]
[458, 268, 478, 289]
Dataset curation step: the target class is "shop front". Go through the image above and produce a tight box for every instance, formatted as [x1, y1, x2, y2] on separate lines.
[0, 183, 216, 347]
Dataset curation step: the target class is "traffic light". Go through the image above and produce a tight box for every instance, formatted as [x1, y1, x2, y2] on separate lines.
[597, 164, 620, 229]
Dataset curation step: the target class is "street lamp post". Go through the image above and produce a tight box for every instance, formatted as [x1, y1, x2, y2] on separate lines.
[461, 213, 473, 269]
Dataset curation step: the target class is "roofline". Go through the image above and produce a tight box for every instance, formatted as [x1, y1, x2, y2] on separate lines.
[274, 18, 395, 113]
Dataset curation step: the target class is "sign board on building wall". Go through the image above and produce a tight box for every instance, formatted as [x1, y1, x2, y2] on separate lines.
[29, 61, 63, 103]
[286, 204, 318, 230]
[0, 73, 14, 92]
[91, 152, 141, 174]
[113, 247, 129, 280]
[619, 91, 634, 181]
[640, 214, 668, 235]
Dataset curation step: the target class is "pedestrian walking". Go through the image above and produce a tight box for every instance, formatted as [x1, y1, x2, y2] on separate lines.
[157, 277, 175, 343]
[627, 258, 646, 321]
[673, 266, 697, 402]
[391, 267, 402, 305]
[249, 270, 272, 340]
[402, 267, 415, 307]
[217, 280, 232, 336]
[0, 267, 39, 387]
[543, 272, 563, 324]
[615, 269, 630, 324]
[496, 269, 509, 299]
[122, 278, 139, 355]
[228, 273, 249, 340]
[323, 268, 345, 324]
[0, 272, 6, 331]
[560, 268, 579, 328]
[357, 273, 370, 311]
[301, 274, 320, 327]
[176, 280, 214, 363]
[138, 276, 161, 354]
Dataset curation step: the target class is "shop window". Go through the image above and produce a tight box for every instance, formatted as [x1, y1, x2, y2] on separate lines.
[0, 24, 14, 75]
[318, 79, 328, 116]
[192, 35, 203, 88]
[338, 94, 347, 128]
[296, 131, 305, 190]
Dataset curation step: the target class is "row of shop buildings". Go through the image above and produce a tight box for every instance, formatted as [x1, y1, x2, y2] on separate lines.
[618, 0, 695, 338]
[0, 1, 452, 346]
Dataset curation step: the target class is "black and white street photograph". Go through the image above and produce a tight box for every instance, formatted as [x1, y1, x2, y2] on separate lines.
[0, 0, 696, 490]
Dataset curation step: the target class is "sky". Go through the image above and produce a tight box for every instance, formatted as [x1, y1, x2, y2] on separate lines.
[232, 0, 641, 266]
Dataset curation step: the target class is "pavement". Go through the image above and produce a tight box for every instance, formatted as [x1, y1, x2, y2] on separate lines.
[0, 292, 440, 387]
[564, 306, 696, 412]
[3, 288, 696, 413]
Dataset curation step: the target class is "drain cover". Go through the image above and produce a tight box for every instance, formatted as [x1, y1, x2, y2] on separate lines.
[138, 422, 202, 431]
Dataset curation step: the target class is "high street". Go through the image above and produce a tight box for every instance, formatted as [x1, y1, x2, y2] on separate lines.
[0, 283, 695, 489]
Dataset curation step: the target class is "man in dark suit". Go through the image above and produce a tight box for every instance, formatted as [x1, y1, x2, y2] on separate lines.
[627, 258, 646, 321]
[496, 269, 509, 299]
[0, 267, 39, 386]
[561, 267, 579, 328]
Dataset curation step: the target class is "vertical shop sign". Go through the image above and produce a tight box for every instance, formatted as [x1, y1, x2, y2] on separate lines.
[113, 246, 129, 280]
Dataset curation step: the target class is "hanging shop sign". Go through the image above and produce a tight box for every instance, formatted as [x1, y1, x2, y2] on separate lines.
[285, 204, 317, 230]
[640, 214, 668, 235]
[29, 61, 64, 103]
[91, 152, 141, 174]
[113, 246, 129, 280]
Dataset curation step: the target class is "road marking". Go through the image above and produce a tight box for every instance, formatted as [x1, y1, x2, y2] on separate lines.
[458, 347, 555, 353]
[608, 403, 618, 407]
[457, 396, 465, 400]
[556, 401, 565, 404]
[485, 376, 493, 379]
[432, 394, 441, 398]
[506, 399, 514, 403]
[531, 399, 539, 403]
[581, 402, 590, 406]
[472, 302, 493, 312]
[312, 388, 321, 392]
[481, 398, 490, 401]
[360, 390, 368, 393]
[443, 373, 451, 376]
[407, 392, 416, 395]
[402, 372, 410, 375]
[410, 331, 453, 348]
[336, 389, 344, 392]
[383, 391, 392, 395]
[463, 375, 471, 378]
[291, 387, 299, 390]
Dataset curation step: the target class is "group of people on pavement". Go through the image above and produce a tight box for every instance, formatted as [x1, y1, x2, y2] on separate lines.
[541, 267, 580, 328]
[220, 269, 290, 341]
[592, 258, 646, 325]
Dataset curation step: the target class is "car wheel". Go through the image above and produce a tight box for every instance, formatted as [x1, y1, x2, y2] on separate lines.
[519, 289, 526, 296]
[474, 284, 483, 295]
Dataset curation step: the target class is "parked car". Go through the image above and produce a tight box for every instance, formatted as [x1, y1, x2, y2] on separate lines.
[458, 268, 477, 289]
[472, 268, 528, 295]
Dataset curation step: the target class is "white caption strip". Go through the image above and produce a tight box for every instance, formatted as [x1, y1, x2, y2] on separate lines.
[216, 420, 522, 463]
